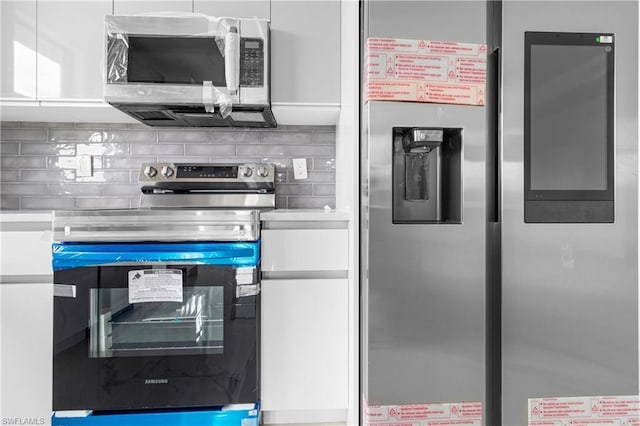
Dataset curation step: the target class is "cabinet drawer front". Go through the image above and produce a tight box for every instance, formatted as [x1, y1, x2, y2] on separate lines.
[261, 229, 348, 272]
[1, 230, 52, 276]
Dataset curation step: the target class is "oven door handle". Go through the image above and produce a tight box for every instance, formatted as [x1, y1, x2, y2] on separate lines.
[53, 284, 77, 298]
[236, 283, 260, 298]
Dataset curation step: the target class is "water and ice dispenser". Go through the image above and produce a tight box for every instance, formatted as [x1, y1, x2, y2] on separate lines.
[392, 127, 462, 223]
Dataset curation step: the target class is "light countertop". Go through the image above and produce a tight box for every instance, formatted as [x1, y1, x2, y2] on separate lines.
[0, 211, 53, 223]
[260, 209, 350, 221]
[1, 209, 350, 223]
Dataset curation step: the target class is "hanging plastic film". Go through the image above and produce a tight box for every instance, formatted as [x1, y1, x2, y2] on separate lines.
[104, 13, 239, 117]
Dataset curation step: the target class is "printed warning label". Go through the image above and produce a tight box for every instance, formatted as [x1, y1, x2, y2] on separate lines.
[455, 57, 487, 84]
[367, 38, 483, 56]
[128, 269, 183, 303]
[363, 396, 482, 426]
[365, 80, 485, 106]
[529, 395, 640, 426]
[395, 54, 448, 81]
[365, 37, 486, 106]
[366, 47, 486, 84]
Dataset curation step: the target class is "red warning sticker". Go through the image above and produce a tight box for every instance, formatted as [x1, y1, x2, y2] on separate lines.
[363, 396, 482, 426]
[528, 395, 640, 425]
[365, 37, 486, 106]
[367, 38, 483, 56]
[365, 80, 485, 106]
[455, 57, 487, 84]
[393, 54, 449, 81]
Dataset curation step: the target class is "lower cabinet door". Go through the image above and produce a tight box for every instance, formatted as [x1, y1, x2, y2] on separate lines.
[1, 282, 53, 422]
[260, 279, 348, 411]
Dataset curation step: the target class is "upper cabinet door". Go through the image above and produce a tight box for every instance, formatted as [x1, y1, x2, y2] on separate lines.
[37, 0, 112, 100]
[114, 0, 192, 15]
[270, 0, 340, 104]
[193, 1, 268, 19]
[1, 0, 37, 99]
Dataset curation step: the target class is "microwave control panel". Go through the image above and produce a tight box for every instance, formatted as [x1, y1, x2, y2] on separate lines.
[240, 38, 265, 87]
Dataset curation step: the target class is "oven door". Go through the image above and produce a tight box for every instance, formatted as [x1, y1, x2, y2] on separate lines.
[52, 242, 260, 412]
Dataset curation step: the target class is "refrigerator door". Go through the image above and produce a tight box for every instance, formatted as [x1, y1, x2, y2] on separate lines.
[362, 100, 486, 406]
[501, 2, 639, 424]
[361, 1, 488, 411]
[361, 0, 488, 413]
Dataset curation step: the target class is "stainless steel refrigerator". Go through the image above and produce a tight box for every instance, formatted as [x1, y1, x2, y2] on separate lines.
[499, 1, 638, 425]
[360, 1, 638, 425]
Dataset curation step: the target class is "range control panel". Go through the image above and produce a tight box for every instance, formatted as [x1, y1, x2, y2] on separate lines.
[139, 163, 275, 184]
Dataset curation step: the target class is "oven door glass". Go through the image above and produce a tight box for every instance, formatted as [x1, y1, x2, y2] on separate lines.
[90, 286, 224, 358]
[52, 242, 260, 412]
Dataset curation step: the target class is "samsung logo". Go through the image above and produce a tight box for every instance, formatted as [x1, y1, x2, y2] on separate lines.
[145, 379, 168, 385]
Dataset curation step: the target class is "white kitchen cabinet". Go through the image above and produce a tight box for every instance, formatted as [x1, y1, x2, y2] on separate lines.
[0, 0, 37, 99]
[0, 213, 53, 277]
[261, 279, 348, 411]
[262, 229, 348, 272]
[270, 0, 340, 105]
[37, 0, 112, 100]
[0, 230, 53, 277]
[260, 211, 350, 423]
[113, 0, 192, 15]
[0, 283, 53, 424]
[0, 214, 53, 423]
[2, 0, 342, 124]
[193, 0, 268, 19]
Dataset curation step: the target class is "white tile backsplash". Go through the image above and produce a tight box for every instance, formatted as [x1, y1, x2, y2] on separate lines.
[0, 122, 336, 210]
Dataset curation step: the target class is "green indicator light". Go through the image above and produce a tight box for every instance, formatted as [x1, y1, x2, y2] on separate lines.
[596, 37, 601, 42]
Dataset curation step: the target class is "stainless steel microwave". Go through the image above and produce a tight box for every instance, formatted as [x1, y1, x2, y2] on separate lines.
[104, 14, 275, 127]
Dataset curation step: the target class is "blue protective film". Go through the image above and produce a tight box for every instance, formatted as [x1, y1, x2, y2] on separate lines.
[52, 403, 260, 426]
[53, 241, 259, 271]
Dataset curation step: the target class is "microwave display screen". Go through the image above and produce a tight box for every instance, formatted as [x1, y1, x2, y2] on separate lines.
[176, 166, 238, 179]
[127, 36, 226, 86]
[244, 41, 260, 49]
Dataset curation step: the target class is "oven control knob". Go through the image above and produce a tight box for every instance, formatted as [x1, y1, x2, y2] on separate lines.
[240, 166, 253, 178]
[144, 166, 158, 178]
[256, 166, 269, 178]
[161, 166, 175, 179]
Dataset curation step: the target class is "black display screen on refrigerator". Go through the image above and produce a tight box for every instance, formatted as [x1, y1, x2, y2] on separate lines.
[524, 32, 614, 222]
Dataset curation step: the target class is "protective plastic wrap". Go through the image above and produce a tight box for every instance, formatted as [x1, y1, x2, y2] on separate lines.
[52, 241, 260, 271]
[52, 402, 260, 426]
[365, 37, 487, 106]
[104, 13, 254, 117]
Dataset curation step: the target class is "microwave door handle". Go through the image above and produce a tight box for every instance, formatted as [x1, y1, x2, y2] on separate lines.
[225, 27, 240, 94]
[179, 113, 219, 118]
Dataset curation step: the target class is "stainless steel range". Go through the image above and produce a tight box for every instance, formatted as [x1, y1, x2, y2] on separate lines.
[51, 163, 274, 422]
[138, 162, 275, 209]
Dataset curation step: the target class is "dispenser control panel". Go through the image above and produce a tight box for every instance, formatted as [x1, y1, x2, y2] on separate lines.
[413, 129, 444, 142]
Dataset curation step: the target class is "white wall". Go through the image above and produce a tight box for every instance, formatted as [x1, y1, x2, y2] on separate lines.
[335, 0, 360, 424]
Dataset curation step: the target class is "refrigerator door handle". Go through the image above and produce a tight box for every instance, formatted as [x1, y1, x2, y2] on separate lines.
[487, 47, 501, 224]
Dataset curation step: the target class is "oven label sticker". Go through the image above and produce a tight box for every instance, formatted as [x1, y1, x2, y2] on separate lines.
[128, 269, 183, 303]
[528, 395, 640, 425]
